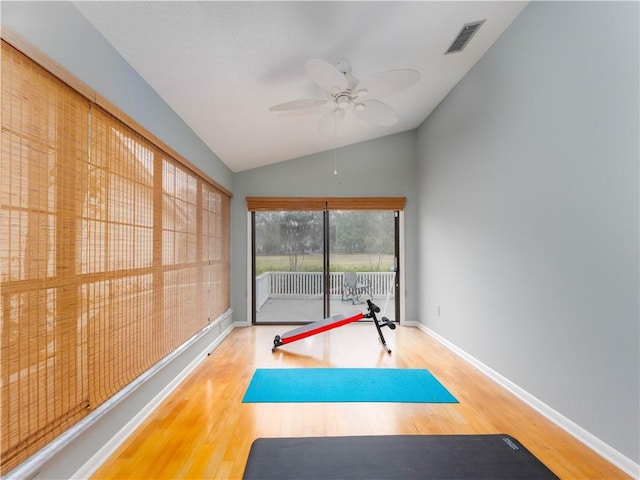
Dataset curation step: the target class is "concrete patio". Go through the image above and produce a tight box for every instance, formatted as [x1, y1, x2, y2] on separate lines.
[255, 296, 395, 324]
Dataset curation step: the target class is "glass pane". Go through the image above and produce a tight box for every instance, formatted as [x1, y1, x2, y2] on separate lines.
[329, 210, 397, 321]
[254, 211, 324, 323]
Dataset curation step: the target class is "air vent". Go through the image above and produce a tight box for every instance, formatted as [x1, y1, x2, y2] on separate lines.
[445, 20, 485, 54]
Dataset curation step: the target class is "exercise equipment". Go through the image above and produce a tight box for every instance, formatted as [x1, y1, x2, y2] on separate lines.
[243, 435, 560, 480]
[272, 299, 396, 354]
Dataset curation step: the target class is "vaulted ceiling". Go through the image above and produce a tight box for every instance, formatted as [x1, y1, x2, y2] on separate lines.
[74, 1, 527, 172]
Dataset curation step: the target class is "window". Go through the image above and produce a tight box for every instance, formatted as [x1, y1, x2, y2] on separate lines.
[0, 39, 231, 474]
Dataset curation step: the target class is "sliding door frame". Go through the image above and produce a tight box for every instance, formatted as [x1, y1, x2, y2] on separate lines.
[247, 197, 405, 326]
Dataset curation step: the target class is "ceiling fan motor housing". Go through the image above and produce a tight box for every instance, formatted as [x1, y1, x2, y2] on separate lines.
[334, 93, 352, 108]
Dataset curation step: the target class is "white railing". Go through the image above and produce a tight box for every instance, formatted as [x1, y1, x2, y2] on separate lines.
[255, 272, 271, 310]
[259, 271, 395, 300]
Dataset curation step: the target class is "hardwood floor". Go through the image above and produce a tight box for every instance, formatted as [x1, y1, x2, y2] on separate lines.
[90, 323, 632, 479]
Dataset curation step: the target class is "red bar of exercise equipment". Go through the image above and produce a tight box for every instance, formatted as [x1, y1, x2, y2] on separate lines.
[279, 311, 365, 345]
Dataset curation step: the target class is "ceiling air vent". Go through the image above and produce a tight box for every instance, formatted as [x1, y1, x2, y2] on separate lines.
[445, 20, 485, 54]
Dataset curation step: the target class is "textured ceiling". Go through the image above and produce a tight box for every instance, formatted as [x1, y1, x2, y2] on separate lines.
[74, 1, 527, 172]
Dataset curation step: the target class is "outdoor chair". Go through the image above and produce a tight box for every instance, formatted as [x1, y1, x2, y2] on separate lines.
[342, 272, 371, 305]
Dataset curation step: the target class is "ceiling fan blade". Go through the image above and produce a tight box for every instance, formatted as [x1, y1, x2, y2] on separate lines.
[318, 108, 346, 136]
[306, 59, 348, 92]
[269, 98, 328, 112]
[356, 69, 420, 99]
[353, 99, 398, 127]
[277, 105, 331, 117]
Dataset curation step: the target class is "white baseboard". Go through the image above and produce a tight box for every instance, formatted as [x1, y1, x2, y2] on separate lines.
[233, 319, 252, 328]
[409, 322, 639, 479]
[72, 316, 235, 480]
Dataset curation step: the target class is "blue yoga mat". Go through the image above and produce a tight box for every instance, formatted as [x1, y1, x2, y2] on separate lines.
[242, 368, 458, 403]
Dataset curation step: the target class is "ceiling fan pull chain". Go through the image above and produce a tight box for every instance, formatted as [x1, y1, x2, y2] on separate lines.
[333, 111, 338, 175]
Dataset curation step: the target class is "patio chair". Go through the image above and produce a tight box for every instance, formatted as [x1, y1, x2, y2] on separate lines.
[342, 272, 371, 305]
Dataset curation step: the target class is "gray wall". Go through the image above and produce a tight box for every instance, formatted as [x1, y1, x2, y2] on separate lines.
[232, 131, 419, 324]
[1, 2, 234, 478]
[416, 1, 639, 463]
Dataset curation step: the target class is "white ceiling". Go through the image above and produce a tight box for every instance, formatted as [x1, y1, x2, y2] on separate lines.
[74, 1, 527, 173]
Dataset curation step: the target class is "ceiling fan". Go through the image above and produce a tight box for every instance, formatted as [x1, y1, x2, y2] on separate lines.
[269, 59, 420, 135]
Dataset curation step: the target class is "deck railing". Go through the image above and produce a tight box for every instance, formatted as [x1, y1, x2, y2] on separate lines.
[256, 271, 395, 309]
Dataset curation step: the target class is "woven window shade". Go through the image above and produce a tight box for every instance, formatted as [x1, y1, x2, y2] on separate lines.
[246, 196, 405, 212]
[0, 39, 231, 474]
[1, 41, 91, 472]
[202, 184, 231, 320]
[86, 107, 161, 406]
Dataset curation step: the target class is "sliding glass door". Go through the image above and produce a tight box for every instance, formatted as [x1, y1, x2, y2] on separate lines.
[253, 211, 325, 323]
[252, 205, 399, 325]
[329, 210, 397, 321]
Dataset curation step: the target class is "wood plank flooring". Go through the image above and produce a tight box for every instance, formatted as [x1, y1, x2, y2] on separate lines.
[90, 323, 632, 479]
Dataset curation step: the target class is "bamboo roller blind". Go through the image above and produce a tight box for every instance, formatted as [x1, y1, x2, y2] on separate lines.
[246, 196, 406, 212]
[0, 40, 231, 473]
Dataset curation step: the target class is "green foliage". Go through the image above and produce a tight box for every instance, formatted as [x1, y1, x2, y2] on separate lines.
[255, 254, 394, 276]
[254, 210, 395, 274]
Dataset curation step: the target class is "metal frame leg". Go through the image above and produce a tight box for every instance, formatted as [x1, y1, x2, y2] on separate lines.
[365, 299, 395, 355]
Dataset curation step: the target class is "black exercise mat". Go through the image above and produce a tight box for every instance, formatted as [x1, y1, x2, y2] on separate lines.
[242, 434, 559, 480]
